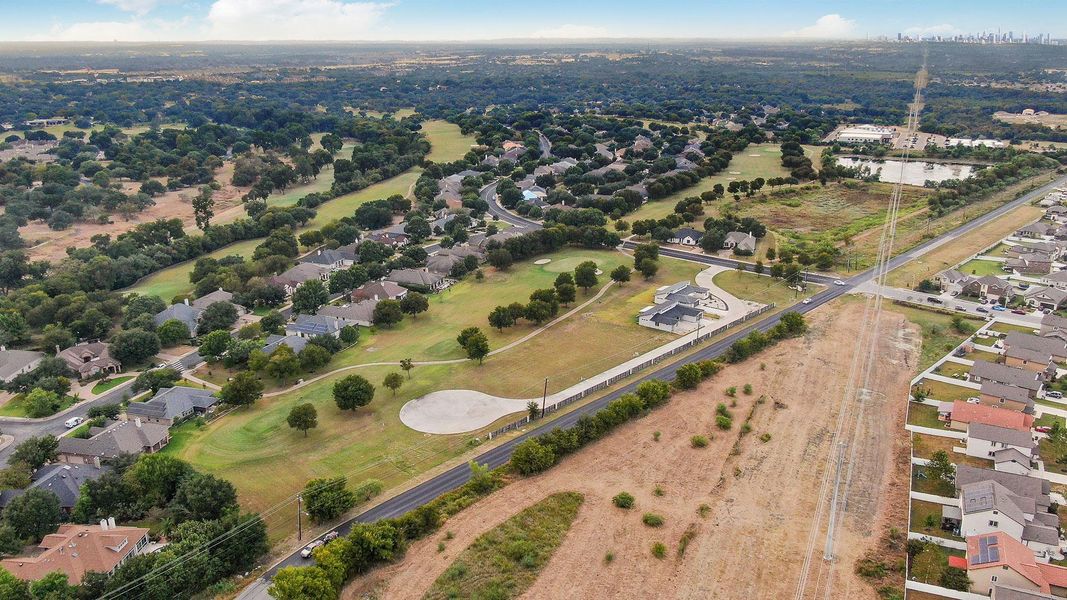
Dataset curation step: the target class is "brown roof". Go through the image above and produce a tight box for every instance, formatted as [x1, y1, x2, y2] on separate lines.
[950, 400, 1035, 431]
[1, 524, 148, 584]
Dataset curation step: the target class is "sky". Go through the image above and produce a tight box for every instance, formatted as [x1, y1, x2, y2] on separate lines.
[0, 0, 1063, 43]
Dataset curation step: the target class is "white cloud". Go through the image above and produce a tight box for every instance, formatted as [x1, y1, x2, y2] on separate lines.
[34, 20, 190, 42]
[784, 14, 857, 39]
[97, 0, 161, 15]
[903, 23, 961, 37]
[531, 24, 611, 39]
[205, 0, 389, 40]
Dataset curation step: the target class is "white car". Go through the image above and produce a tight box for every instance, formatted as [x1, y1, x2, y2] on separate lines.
[64, 416, 84, 429]
[300, 540, 324, 559]
[801, 298, 812, 305]
[833, 280, 846, 286]
[966, 397, 981, 405]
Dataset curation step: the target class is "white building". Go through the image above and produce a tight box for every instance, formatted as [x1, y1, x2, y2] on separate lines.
[835, 124, 894, 144]
[966, 423, 1036, 461]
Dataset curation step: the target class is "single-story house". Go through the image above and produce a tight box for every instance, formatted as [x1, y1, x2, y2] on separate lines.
[0, 463, 109, 514]
[427, 253, 465, 276]
[675, 156, 699, 171]
[1041, 270, 1067, 291]
[367, 232, 410, 248]
[317, 301, 378, 328]
[152, 301, 203, 334]
[125, 386, 219, 427]
[351, 280, 407, 302]
[285, 314, 350, 338]
[963, 532, 1067, 595]
[944, 399, 1035, 432]
[969, 360, 1042, 399]
[386, 269, 448, 292]
[1004, 332, 1067, 363]
[270, 263, 331, 297]
[1017, 222, 1056, 238]
[668, 227, 702, 246]
[654, 282, 711, 306]
[1007, 254, 1053, 276]
[1040, 313, 1067, 342]
[190, 289, 247, 315]
[1047, 205, 1067, 221]
[722, 231, 757, 254]
[965, 422, 1036, 460]
[262, 334, 309, 355]
[0, 349, 44, 383]
[1, 522, 150, 584]
[979, 381, 1037, 414]
[638, 302, 704, 333]
[57, 419, 170, 464]
[58, 342, 121, 380]
[961, 275, 1016, 302]
[1024, 286, 1067, 310]
[299, 248, 354, 271]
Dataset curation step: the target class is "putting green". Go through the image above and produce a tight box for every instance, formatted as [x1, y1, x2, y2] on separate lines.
[540, 256, 605, 273]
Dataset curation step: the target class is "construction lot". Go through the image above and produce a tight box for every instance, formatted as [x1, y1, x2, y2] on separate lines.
[341, 301, 920, 599]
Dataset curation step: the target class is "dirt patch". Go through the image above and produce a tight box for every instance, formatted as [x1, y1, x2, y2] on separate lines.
[341, 302, 920, 600]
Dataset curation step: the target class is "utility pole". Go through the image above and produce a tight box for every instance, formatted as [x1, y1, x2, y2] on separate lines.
[297, 495, 303, 542]
[540, 378, 548, 419]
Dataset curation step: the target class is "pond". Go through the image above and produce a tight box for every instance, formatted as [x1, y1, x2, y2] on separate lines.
[835, 157, 978, 186]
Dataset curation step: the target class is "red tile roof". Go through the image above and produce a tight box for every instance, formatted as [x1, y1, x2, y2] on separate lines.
[967, 532, 1049, 593]
[952, 400, 1035, 431]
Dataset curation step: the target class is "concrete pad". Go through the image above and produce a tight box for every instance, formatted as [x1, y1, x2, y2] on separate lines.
[399, 389, 530, 434]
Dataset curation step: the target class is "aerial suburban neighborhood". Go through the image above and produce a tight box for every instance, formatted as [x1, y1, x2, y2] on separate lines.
[0, 3, 1065, 599]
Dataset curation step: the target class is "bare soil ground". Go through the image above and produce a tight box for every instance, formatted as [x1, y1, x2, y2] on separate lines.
[342, 302, 920, 600]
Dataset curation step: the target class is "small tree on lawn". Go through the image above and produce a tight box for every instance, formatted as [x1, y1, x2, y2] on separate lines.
[400, 358, 414, 379]
[287, 403, 318, 437]
[637, 257, 658, 280]
[610, 265, 631, 284]
[464, 331, 490, 364]
[383, 372, 403, 397]
[291, 280, 329, 315]
[302, 476, 355, 523]
[221, 372, 263, 407]
[399, 292, 429, 319]
[554, 283, 576, 305]
[333, 375, 374, 411]
[488, 306, 515, 331]
[527, 400, 540, 421]
[574, 261, 599, 292]
[926, 450, 956, 495]
[372, 299, 403, 327]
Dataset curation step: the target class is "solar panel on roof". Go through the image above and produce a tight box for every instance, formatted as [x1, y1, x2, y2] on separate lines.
[988, 545, 1000, 562]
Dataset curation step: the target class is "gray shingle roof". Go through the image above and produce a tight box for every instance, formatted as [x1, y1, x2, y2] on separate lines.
[980, 381, 1036, 407]
[286, 314, 347, 336]
[126, 386, 218, 421]
[970, 360, 1043, 392]
[58, 420, 169, 460]
[262, 334, 308, 355]
[0, 350, 44, 381]
[968, 423, 1035, 449]
[152, 303, 202, 332]
[0, 463, 108, 510]
[955, 465, 1050, 510]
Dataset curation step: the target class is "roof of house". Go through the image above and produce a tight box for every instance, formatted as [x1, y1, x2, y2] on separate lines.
[723, 231, 756, 252]
[352, 280, 407, 301]
[961, 480, 1030, 528]
[300, 248, 348, 266]
[1005, 331, 1067, 356]
[0, 349, 44, 381]
[1046, 271, 1067, 283]
[190, 289, 235, 310]
[126, 386, 218, 421]
[57, 343, 120, 374]
[971, 275, 1014, 291]
[272, 263, 329, 287]
[317, 301, 377, 324]
[152, 302, 202, 331]
[1041, 312, 1067, 332]
[657, 281, 710, 297]
[956, 465, 1050, 510]
[1024, 286, 1067, 305]
[938, 268, 969, 283]
[262, 334, 308, 355]
[967, 532, 1050, 593]
[671, 227, 703, 240]
[1019, 222, 1054, 235]
[1024, 523, 1061, 546]
[426, 253, 464, 275]
[386, 269, 444, 287]
[0, 463, 109, 510]
[994, 447, 1032, 466]
[639, 302, 704, 326]
[981, 381, 1038, 408]
[993, 584, 1058, 600]
[950, 400, 1035, 431]
[968, 422, 1036, 449]
[1004, 345, 1055, 365]
[970, 360, 1043, 392]
[0, 523, 149, 584]
[57, 420, 169, 460]
[286, 314, 347, 336]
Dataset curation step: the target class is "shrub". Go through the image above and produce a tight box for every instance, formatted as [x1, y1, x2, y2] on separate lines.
[690, 435, 708, 448]
[652, 485, 664, 497]
[511, 439, 556, 475]
[759, 433, 772, 443]
[715, 403, 732, 418]
[740, 423, 752, 435]
[604, 552, 615, 564]
[697, 504, 711, 518]
[715, 415, 733, 430]
[612, 492, 635, 509]
[725, 386, 737, 397]
[642, 513, 664, 527]
[742, 383, 753, 395]
[651, 542, 667, 559]
[652, 431, 661, 442]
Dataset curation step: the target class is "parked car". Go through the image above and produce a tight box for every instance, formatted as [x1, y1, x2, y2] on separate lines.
[64, 416, 84, 429]
[992, 305, 1007, 311]
[323, 531, 340, 542]
[300, 540, 324, 559]
[927, 297, 943, 304]
[1011, 309, 1026, 315]
[976, 307, 989, 313]
[1047, 391, 1064, 400]
[955, 306, 966, 312]
[966, 397, 981, 404]
[1036, 426, 1053, 434]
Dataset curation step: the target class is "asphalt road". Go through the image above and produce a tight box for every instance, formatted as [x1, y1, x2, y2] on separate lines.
[536, 131, 552, 159]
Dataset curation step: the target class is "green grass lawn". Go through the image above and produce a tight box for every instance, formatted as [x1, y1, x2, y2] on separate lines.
[914, 378, 977, 403]
[711, 270, 817, 306]
[422, 120, 478, 163]
[933, 361, 970, 379]
[0, 394, 78, 418]
[888, 303, 982, 370]
[263, 143, 357, 208]
[307, 167, 423, 228]
[169, 248, 705, 533]
[91, 376, 134, 394]
[989, 321, 1039, 335]
[958, 259, 1008, 277]
[967, 349, 1003, 363]
[910, 499, 963, 541]
[1036, 413, 1064, 428]
[907, 402, 944, 429]
[912, 464, 956, 497]
[913, 432, 991, 468]
[1040, 438, 1067, 474]
[980, 242, 1012, 257]
[425, 492, 583, 600]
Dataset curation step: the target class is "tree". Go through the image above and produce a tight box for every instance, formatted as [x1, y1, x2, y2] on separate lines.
[554, 283, 576, 305]
[124, 453, 192, 506]
[169, 472, 238, 522]
[372, 299, 403, 326]
[132, 368, 181, 394]
[30, 572, 74, 600]
[269, 566, 337, 600]
[0, 526, 21, 557]
[554, 273, 574, 287]
[400, 358, 414, 379]
[527, 400, 540, 421]
[303, 476, 356, 523]
[156, 319, 191, 346]
[339, 325, 360, 345]
[487, 248, 513, 270]
[3, 489, 61, 542]
[637, 257, 659, 280]
[333, 375, 374, 411]
[524, 300, 553, 325]
[295, 342, 330, 372]
[292, 280, 329, 315]
[109, 328, 161, 366]
[675, 363, 702, 390]
[610, 265, 631, 284]
[24, 388, 61, 419]
[399, 292, 429, 318]
[220, 372, 263, 407]
[511, 439, 555, 475]
[403, 217, 431, 242]
[574, 261, 599, 291]
[926, 450, 956, 495]
[192, 186, 214, 231]
[198, 329, 231, 360]
[287, 403, 318, 437]
[464, 330, 490, 364]
[10, 436, 58, 471]
[383, 372, 403, 397]
[0, 567, 30, 600]
[197, 301, 239, 334]
[488, 306, 515, 331]
[266, 345, 301, 380]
